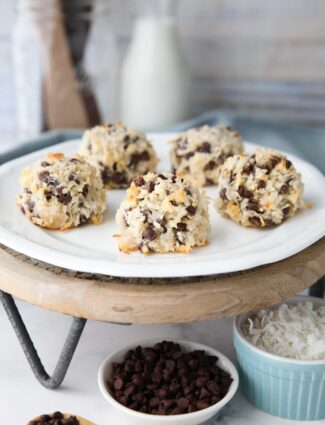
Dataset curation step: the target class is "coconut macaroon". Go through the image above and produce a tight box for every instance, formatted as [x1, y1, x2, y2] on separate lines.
[79, 123, 158, 189]
[169, 125, 244, 187]
[116, 173, 210, 254]
[215, 148, 304, 228]
[17, 153, 106, 230]
[27, 412, 95, 425]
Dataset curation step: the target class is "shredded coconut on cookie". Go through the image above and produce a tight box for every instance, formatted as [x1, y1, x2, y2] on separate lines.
[17, 153, 106, 230]
[169, 125, 244, 187]
[80, 123, 158, 189]
[215, 148, 304, 227]
[116, 172, 210, 254]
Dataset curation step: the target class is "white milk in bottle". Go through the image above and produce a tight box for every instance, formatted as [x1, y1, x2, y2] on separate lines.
[120, 1, 192, 130]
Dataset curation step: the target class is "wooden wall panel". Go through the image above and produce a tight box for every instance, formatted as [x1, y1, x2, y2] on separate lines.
[2, 0, 325, 138]
[112, 0, 325, 123]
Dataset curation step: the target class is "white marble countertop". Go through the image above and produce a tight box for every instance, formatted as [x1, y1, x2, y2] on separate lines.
[0, 298, 322, 425]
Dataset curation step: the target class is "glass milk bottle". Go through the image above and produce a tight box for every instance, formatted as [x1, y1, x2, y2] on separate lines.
[120, 0, 192, 130]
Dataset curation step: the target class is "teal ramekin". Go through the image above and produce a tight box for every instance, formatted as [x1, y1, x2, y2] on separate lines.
[233, 296, 325, 420]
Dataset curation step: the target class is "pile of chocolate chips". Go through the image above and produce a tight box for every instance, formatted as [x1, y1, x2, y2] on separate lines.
[28, 411, 79, 425]
[108, 340, 233, 415]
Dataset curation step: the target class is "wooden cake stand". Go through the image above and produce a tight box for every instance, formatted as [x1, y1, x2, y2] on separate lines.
[0, 239, 324, 389]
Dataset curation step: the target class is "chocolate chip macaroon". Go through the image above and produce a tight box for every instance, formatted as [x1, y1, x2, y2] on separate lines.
[79, 123, 158, 189]
[17, 153, 106, 230]
[216, 148, 305, 227]
[169, 125, 244, 187]
[27, 411, 95, 425]
[115, 172, 210, 254]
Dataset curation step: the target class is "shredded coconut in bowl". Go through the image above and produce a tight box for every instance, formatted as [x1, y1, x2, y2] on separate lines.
[242, 302, 325, 360]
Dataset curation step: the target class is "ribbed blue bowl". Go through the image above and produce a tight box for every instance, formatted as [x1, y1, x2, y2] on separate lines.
[233, 296, 325, 420]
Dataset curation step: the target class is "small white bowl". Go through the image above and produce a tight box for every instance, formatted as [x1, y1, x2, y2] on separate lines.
[98, 338, 239, 425]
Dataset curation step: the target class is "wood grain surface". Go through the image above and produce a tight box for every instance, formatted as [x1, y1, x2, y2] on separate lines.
[0, 238, 323, 324]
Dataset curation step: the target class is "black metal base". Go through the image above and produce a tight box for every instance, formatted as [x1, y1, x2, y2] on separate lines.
[308, 277, 325, 299]
[0, 276, 324, 390]
[0, 291, 86, 389]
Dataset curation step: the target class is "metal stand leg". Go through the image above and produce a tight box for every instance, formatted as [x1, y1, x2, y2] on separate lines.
[308, 277, 325, 299]
[0, 290, 86, 389]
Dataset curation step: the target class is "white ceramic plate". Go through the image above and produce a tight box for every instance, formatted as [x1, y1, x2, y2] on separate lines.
[0, 133, 324, 278]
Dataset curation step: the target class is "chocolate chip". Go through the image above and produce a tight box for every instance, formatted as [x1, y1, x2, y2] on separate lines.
[20, 206, 25, 215]
[186, 205, 197, 215]
[177, 397, 189, 409]
[112, 172, 128, 186]
[197, 400, 210, 410]
[249, 216, 261, 227]
[183, 151, 194, 160]
[114, 377, 124, 390]
[270, 156, 281, 168]
[53, 412, 64, 419]
[238, 185, 253, 198]
[279, 184, 289, 194]
[149, 397, 160, 407]
[151, 370, 162, 384]
[143, 228, 156, 241]
[197, 142, 211, 153]
[101, 167, 109, 184]
[204, 160, 216, 171]
[262, 164, 271, 174]
[41, 161, 50, 167]
[44, 191, 52, 201]
[158, 174, 167, 180]
[170, 200, 177, 207]
[27, 199, 35, 213]
[30, 413, 79, 425]
[219, 188, 227, 200]
[70, 158, 80, 163]
[130, 151, 150, 167]
[56, 187, 72, 205]
[264, 219, 275, 227]
[283, 206, 290, 216]
[176, 222, 187, 232]
[243, 162, 254, 174]
[82, 184, 89, 197]
[257, 180, 266, 189]
[39, 171, 57, 187]
[246, 201, 259, 212]
[134, 176, 145, 187]
[189, 358, 199, 370]
[199, 387, 211, 399]
[79, 215, 88, 224]
[285, 159, 292, 169]
[101, 167, 128, 186]
[206, 178, 215, 187]
[146, 181, 155, 193]
[157, 217, 167, 233]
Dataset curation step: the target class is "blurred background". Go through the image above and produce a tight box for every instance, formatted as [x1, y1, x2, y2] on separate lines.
[1, 0, 325, 152]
